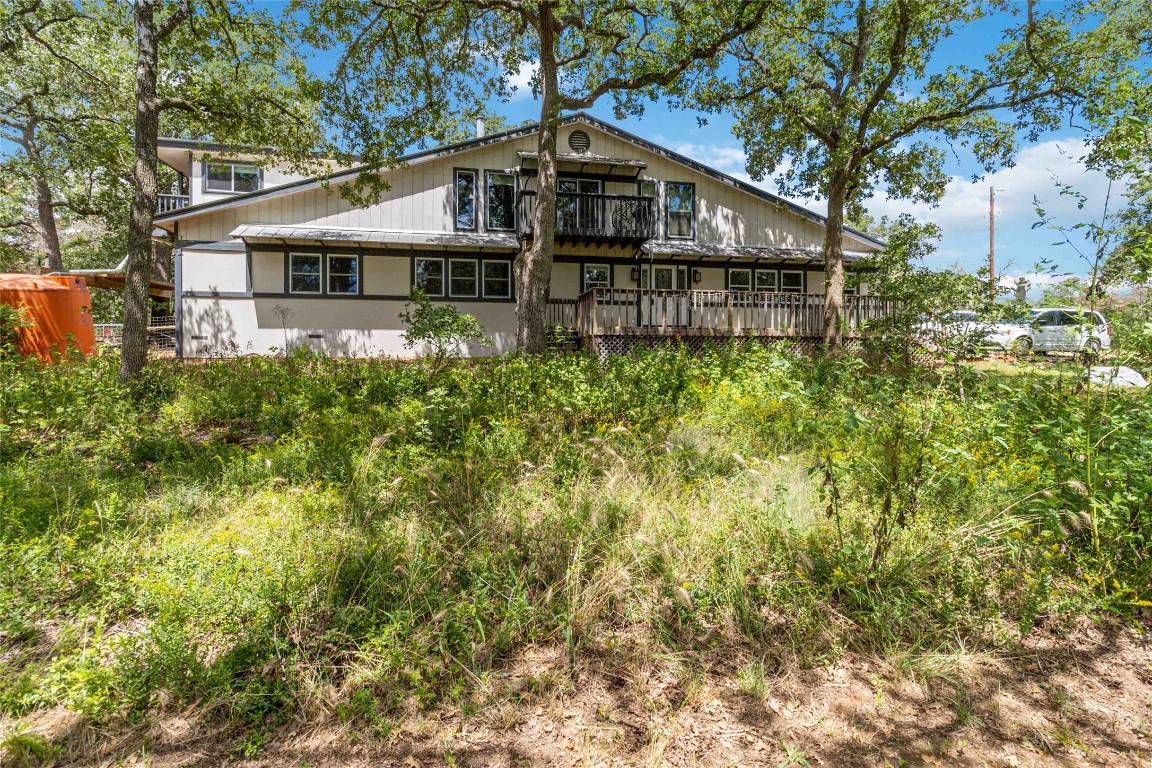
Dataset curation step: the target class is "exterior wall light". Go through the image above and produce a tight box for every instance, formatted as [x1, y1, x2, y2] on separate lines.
[692, 269, 702, 284]
[630, 267, 640, 283]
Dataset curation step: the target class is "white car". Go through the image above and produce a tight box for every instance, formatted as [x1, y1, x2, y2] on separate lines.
[991, 308, 1111, 354]
[917, 310, 996, 351]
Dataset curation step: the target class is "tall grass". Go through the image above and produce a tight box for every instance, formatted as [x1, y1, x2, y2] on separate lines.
[1, 344, 1149, 726]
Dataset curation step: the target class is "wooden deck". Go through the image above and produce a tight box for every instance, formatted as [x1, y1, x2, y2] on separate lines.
[546, 288, 893, 347]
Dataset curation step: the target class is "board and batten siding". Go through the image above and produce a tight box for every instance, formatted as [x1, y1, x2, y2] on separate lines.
[175, 122, 877, 256]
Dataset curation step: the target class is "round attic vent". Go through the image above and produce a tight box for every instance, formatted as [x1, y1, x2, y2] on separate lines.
[568, 130, 591, 154]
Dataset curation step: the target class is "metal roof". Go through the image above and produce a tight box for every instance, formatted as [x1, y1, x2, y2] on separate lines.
[642, 242, 869, 263]
[156, 113, 885, 251]
[230, 224, 519, 250]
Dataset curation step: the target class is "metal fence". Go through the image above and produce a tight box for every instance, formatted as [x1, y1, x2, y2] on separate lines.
[94, 314, 176, 351]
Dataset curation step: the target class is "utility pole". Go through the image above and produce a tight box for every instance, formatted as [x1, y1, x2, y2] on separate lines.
[988, 186, 996, 304]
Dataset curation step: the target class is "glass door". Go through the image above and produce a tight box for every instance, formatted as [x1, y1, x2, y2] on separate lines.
[558, 178, 601, 231]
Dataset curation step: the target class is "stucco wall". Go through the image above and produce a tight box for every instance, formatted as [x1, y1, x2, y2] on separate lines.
[182, 297, 516, 358]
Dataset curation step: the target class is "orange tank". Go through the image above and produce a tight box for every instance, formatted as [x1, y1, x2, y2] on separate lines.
[0, 273, 97, 360]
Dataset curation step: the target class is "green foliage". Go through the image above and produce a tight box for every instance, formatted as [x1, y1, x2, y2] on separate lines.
[0, 303, 31, 355]
[399, 289, 491, 378]
[2, 345, 1150, 731]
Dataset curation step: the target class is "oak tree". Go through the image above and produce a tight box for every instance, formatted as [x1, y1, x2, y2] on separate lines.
[302, 0, 770, 353]
[696, 0, 1097, 346]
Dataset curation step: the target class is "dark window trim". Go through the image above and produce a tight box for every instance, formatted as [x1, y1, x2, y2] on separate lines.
[454, 167, 479, 232]
[285, 251, 362, 296]
[409, 253, 517, 302]
[481, 259, 513, 299]
[485, 170, 517, 232]
[448, 257, 479, 298]
[287, 252, 323, 295]
[581, 261, 613, 293]
[413, 255, 446, 297]
[727, 267, 752, 291]
[779, 269, 805, 293]
[754, 268, 778, 291]
[327, 253, 362, 296]
[665, 181, 695, 241]
[202, 159, 264, 195]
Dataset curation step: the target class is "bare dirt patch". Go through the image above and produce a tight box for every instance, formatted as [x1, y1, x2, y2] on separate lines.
[6, 620, 1150, 767]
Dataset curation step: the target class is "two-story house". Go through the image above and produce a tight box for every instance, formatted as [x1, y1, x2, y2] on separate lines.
[153, 113, 887, 358]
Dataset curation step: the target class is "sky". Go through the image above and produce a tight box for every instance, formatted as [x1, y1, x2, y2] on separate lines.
[320, 3, 1115, 298]
[448, 17, 1121, 297]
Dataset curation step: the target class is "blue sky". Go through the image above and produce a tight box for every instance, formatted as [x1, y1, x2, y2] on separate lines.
[429, 5, 1119, 296]
[289, 1, 1114, 298]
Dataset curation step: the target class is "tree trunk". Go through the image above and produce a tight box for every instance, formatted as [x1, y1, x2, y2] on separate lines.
[822, 179, 848, 349]
[120, 0, 161, 382]
[513, 3, 560, 354]
[32, 173, 63, 272]
[19, 122, 64, 272]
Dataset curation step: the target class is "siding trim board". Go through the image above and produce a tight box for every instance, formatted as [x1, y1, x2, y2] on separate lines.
[154, 113, 886, 251]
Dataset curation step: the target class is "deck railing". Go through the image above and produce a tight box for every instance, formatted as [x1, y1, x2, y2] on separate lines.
[518, 192, 657, 240]
[572, 288, 893, 336]
[156, 194, 190, 214]
[546, 298, 578, 328]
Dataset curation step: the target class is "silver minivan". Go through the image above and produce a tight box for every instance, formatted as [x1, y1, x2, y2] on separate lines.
[1012, 308, 1111, 353]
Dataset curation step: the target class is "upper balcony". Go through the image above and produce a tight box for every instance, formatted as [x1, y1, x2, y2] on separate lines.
[157, 194, 191, 214]
[518, 191, 656, 247]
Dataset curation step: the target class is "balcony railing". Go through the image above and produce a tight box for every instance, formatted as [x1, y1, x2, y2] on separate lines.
[157, 194, 190, 214]
[518, 192, 656, 243]
[560, 288, 893, 337]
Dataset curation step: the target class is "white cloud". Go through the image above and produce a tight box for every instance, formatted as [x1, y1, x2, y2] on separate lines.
[863, 139, 1121, 238]
[507, 61, 537, 101]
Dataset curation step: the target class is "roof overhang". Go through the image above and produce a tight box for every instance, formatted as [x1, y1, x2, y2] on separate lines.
[155, 113, 885, 252]
[517, 151, 646, 178]
[641, 242, 869, 265]
[229, 224, 519, 251]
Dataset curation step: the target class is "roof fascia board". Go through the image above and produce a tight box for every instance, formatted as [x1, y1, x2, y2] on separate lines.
[157, 112, 885, 250]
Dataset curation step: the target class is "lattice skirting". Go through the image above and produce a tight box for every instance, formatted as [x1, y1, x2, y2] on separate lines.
[582, 334, 935, 364]
[586, 334, 847, 356]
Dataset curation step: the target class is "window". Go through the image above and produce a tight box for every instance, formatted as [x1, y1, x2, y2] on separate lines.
[487, 172, 515, 231]
[204, 161, 262, 193]
[327, 255, 358, 294]
[289, 253, 322, 294]
[666, 182, 695, 239]
[583, 264, 610, 292]
[729, 268, 751, 291]
[414, 257, 445, 296]
[449, 259, 478, 297]
[483, 261, 511, 298]
[455, 170, 477, 230]
[754, 269, 777, 292]
[289, 253, 360, 295]
[638, 180, 658, 198]
[781, 271, 804, 293]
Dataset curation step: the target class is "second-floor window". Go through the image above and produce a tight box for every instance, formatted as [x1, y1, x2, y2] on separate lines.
[455, 169, 477, 230]
[666, 182, 695, 239]
[487, 172, 515, 231]
[205, 161, 262, 193]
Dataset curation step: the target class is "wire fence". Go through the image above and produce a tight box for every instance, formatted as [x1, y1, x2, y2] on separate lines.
[94, 315, 176, 351]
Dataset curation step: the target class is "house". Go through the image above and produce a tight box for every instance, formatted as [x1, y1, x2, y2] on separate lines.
[152, 113, 888, 358]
